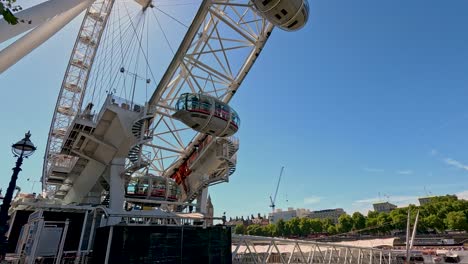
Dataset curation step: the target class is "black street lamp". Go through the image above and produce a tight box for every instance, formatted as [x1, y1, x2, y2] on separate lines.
[0, 131, 36, 260]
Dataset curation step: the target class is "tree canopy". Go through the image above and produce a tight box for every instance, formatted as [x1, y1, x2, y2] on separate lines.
[233, 195, 468, 237]
[1, 0, 25, 25]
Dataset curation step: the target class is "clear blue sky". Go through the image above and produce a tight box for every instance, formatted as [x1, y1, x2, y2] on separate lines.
[1, 0, 468, 218]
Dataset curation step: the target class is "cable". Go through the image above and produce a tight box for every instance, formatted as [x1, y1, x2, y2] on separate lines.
[155, 6, 189, 28]
[151, 7, 175, 55]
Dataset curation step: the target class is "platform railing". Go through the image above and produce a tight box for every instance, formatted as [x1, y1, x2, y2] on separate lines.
[232, 235, 409, 264]
[92, 94, 144, 124]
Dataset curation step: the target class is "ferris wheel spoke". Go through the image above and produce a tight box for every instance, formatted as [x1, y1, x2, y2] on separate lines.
[153, 154, 181, 161]
[150, 7, 175, 54]
[153, 127, 191, 137]
[146, 141, 184, 154]
[154, 132, 185, 152]
[154, 6, 189, 29]
[150, 148, 165, 172]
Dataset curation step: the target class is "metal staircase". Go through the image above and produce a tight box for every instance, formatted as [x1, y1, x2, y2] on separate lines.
[101, 192, 110, 206]
[124, 110, 154, 181]
[186, 137, 239, 202]
[210, 137, 239, 180]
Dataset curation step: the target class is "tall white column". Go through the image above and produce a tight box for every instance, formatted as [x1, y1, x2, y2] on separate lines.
[0, 0, 94, 73]
[0, 0, 90, 44]
[107, 157, 125, 225]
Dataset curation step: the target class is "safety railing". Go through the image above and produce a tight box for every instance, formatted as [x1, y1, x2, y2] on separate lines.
[93, 94, 144, 124]
[232, 235, 416, 264]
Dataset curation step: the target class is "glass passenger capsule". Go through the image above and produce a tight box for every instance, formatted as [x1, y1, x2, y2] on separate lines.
[252, 0, 309, 31]
[126, 174, 180, 202]
[173, 93, 240, 137]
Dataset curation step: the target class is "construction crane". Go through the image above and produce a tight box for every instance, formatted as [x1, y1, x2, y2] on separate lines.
[269, 166, 285, 213]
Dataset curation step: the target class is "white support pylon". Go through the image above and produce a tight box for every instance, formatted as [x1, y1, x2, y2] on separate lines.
[0, 0, 92, 44]
[0, 0, 94, 73]
[107, 157, 126, 226]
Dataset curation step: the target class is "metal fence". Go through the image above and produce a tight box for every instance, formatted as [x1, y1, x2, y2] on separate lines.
[232, 235, 408, 264]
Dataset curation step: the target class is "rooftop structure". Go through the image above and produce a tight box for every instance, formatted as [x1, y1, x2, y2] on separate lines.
[226, 213, 269, 226]
[418, 195, 458, 206]
[418, 197, 434, 206]
[373, 201, 397, 213]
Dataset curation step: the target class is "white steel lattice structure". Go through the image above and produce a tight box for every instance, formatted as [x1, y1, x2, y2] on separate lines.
[139, 0, 275, 201]
[41, 0, 277, 206]
[43, 0, 115, 190]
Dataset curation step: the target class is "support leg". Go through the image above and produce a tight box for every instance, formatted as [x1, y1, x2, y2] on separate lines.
[107, 158, 125, 225]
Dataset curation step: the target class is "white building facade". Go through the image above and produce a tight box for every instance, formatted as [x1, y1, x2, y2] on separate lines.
[268, 207, 311, 224]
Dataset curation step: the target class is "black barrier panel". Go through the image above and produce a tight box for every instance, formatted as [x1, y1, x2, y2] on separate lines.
[92, 227, 110, 264]
[93, 225, 231, 264]
[7, 210, 32, 253]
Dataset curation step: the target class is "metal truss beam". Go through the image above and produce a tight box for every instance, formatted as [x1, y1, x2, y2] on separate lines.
[43, 0, 116, 192]
[141, 0, 273, 200]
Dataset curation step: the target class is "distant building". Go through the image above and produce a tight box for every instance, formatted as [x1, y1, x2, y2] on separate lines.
[418, 197, 433, 206]
[268, 207, 311, 224]
[206, 195, 214, 225]
[418, 195, 458, 206]
[308, 208, 345, 224]
[251, 213, 270, 225]
[296, 208, 311, 218]
[373, 202, 397, 213]
[225, 213, 269, 227]
[225, 217, 244, 227]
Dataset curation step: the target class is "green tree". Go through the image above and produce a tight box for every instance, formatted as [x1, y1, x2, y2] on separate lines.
[423, 215, 445, 232]
[234, 224, 246, 235]
[390, 209, 407, 230]
[321, 218, 334, 231]
[310, 219, 323, 233]
[352, 212, 366, 230]
[445, 211, 468, 231]
[286, 218, 301, 236]
[327, 225, 337, 235]
[277, 219, 286, 237]
[367, 210, 379, 219]
[337, 214, 353, 233]
[1, 0, 24, 25]
[299, 218, 312, 236]
[376, 212, 392, 233]
[246, 224, 263, 236]
[263, 224, 277, 237]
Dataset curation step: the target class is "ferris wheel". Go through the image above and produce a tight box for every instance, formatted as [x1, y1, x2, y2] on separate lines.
[2, 0, 309, 211]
